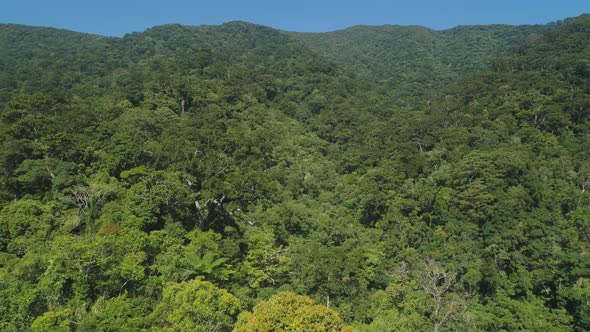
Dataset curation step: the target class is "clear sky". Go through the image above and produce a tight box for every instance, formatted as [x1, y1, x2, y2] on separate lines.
[2, 0, 589, 37]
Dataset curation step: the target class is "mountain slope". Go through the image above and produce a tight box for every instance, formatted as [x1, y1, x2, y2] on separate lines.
[356, 14, 590, 331]
[291, 23, 550, 103]
[0, 16, 589, 331]
[0, 21, 383, 331]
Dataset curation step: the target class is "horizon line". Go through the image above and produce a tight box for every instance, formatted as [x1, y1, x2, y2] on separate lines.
[1, 14, 583, 38]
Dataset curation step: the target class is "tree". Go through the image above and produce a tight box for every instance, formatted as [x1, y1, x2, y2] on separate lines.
[30, 308, 73, 332]
[150, 279, 241, 332]
[417, 259, 469, 332]
[234, 291, 349, 332]
[365, 260, 470, 332]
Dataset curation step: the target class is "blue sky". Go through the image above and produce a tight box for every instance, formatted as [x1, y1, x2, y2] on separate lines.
[2, 0, 589, 36]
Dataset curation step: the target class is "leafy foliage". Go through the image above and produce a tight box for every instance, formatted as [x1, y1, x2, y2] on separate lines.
[234, 291, 347, 331]
[1, 14, 590, 331]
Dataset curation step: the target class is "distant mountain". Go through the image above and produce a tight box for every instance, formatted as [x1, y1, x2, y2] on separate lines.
[1, 21, 550, 105]
[291, 23, 550, 103]
[0, 21, 345, 102]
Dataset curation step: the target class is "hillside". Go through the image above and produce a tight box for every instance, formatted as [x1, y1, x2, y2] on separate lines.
[292, 23, 550, 103]
[0, 15, 589, 331]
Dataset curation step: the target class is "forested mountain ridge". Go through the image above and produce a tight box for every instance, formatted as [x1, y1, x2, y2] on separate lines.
[1, 20, 546, 104]
[0, 14, 589, 331]
[291, 22, 551, 103]
[0, 21, 349, 103]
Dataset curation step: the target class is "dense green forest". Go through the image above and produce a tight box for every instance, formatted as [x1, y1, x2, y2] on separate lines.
[291, 23, 550, 103]
[0, 13, 589, 331]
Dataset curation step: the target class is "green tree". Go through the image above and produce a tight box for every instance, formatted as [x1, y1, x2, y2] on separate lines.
[150, 279, 241, 332]
[234, 291, 348, 332]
